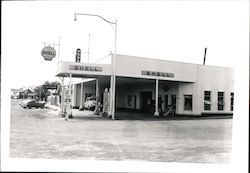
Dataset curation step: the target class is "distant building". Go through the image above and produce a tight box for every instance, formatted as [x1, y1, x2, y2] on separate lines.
[11, 89, 20, 99]
[11, 88, 36, 99]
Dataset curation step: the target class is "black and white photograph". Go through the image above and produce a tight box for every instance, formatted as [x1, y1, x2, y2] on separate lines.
[1, 0, 249, 172]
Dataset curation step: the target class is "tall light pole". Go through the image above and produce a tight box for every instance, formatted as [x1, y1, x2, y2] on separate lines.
[74, 13, 117, 119]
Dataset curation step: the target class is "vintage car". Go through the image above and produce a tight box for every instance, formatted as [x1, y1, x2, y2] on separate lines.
[19, 99, 46, 109]
[83, 97, 96, 111]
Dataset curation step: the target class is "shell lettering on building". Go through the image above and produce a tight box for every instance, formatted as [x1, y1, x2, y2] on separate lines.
[69, 65, 103, 72]
[41, 46, 56, 61]
[141, 70, 174, 78]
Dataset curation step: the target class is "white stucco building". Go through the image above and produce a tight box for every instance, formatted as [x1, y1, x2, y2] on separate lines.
[56, 54, 234, 118]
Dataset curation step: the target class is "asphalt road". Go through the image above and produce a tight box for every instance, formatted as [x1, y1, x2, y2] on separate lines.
[10, 99, 232, 163]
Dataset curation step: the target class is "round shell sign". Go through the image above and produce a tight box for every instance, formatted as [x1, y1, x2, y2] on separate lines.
[41, 46, 56, 61]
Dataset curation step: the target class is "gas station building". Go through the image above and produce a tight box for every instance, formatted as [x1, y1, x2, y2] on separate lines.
[56, 54, 234, 118]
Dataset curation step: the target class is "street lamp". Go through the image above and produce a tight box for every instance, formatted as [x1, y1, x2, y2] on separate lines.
[74, 13, 117, 119]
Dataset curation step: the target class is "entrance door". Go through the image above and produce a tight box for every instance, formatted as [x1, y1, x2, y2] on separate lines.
[171, 95, 176, 110]
[158, 95, 163, 114]
[164, 95, 168, 111]
[141, 91, 152, 112]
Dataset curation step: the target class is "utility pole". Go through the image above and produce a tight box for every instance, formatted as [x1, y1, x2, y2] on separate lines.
[81, 34, 90, 63]
[58, 36, 61, 64]
[203, 47, 207, 65]
[87, 33, 90, 63]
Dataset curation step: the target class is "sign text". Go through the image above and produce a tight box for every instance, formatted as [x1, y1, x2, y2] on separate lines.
[69, 65, 103, 72]
[141, 70, 174, 78]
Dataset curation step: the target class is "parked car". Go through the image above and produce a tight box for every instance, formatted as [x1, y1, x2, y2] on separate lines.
[11, 95, 18, 99]
[83, 97, 96, 111]
[19, 99, 46, 109]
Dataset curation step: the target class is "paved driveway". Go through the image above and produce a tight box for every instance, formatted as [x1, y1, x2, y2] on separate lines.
[10, 99, 232, 163]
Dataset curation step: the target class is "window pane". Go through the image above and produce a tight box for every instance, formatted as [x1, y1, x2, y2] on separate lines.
[204, 91, 211, 110]
[218, 92, 224, 111]
[231, 92, 234, 111]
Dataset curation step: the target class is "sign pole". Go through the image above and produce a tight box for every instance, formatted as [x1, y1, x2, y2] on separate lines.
[58, 36, 61, 64]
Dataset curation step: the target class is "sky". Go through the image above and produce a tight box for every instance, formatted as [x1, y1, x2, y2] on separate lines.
[2, 0, 249, 89]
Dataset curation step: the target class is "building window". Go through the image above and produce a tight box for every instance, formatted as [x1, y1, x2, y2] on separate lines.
[184, 95, 192, 110]
[231, 92, 234, 111]
[218, 92, 224, 111]
[204, 91, 211, 110]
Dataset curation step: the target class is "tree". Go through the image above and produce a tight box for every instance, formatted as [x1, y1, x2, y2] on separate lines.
[34, 81, 61, 101]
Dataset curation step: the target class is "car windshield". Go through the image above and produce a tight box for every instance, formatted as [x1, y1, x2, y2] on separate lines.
[87, 97, 96, 101]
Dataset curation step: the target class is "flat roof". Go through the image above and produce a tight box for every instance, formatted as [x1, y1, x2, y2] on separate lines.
[113, 53, 234, 70]
[56, 54, 233, 83]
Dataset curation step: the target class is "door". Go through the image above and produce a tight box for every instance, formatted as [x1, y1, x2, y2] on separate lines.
[141, 91, 152, 112]
[158, 95, 163, 114]
[164, 95, 168, 110]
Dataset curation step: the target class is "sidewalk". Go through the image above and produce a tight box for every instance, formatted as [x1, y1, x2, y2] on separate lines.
[45, 104, 60, 111]
[45, 105, 233, 120]
[45, 104, 105, 120]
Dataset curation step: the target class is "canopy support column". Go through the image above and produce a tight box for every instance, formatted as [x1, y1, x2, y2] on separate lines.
[154, 78, 159, 116]
[65, 73, 73, 120]
[59, 77, 65, 117]
[79, 82, 84, 110]
[94, 78, 100, 114]
[108, 75, 113, 118]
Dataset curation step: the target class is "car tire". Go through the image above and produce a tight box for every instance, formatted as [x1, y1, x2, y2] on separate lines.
[28, 106, 31, 109]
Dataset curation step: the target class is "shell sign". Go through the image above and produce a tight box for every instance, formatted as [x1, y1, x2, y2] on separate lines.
[41, 46, 56, 61]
